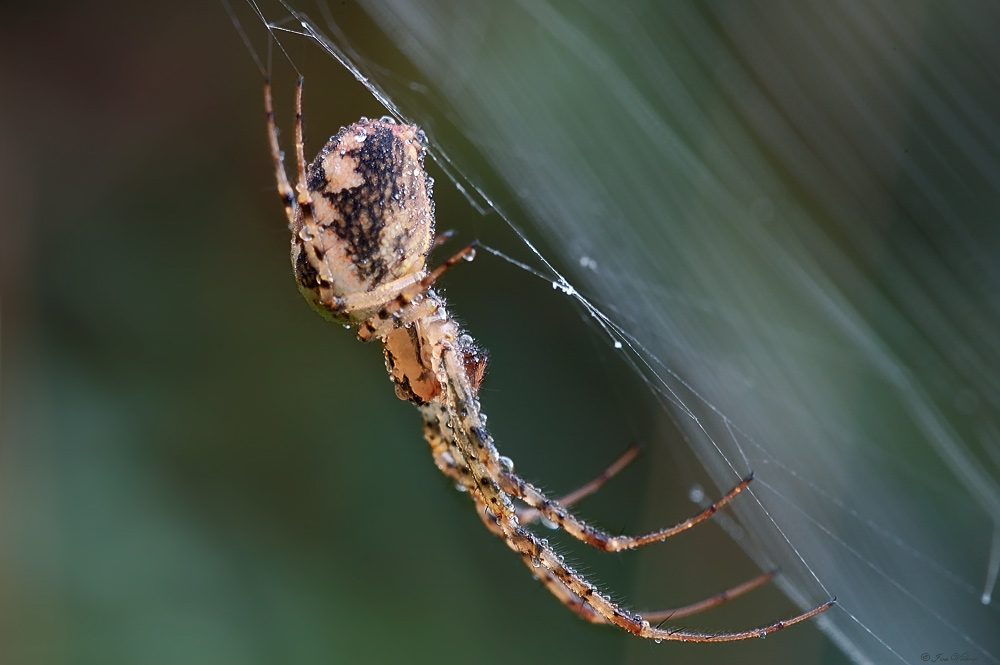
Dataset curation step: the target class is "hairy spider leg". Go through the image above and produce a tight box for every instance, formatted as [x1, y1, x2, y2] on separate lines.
[502, 468, 754, 552]
[426, 416, 779, 623]
[438, 353, 835, 641]
[517, 444, 641, 525]
[640, 570, 777, 622]
[265, 78, 326, 282]
[358, 242, 477, 343]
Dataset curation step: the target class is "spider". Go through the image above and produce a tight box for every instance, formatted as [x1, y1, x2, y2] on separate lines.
[263, 75, 834, 642]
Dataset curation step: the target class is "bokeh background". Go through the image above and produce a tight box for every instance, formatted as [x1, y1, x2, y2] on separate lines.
[3, 2, 999, 664]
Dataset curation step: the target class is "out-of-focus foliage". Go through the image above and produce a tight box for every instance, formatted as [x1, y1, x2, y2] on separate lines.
[2, 2, 997, 665]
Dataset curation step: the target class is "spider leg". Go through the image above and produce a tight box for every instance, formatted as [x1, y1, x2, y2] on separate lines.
[263, 77, 297, 229]
[264, 77, 331, 288]
[638, 570, 776, 622]
[291, 77, 318, 238]
[485, 474, 835, 642]
[501, 510, 833, 641]
[435, 342, 753, 552]
[429, 356, 835, 641]
[518, 444, 641, 526]
[360, 296, 439, 344]
[427, 415, 599, 626]
[517, 554, 606, 624]
[431, 229, 456, 250]
[286, 77, 337, 281]
[468, 491, 607, 625]
[504, 468, 753, 552]
[512, 551, 775, 626]
[358, 243, 477, 342]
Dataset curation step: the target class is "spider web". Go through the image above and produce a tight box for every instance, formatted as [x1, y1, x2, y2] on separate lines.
[235, 2, 1000, 663]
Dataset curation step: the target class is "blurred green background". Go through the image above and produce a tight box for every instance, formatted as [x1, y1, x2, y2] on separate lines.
[0, 1, 842, 664]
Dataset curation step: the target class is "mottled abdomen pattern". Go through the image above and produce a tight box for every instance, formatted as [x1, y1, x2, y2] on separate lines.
[291, 118, 435, 319]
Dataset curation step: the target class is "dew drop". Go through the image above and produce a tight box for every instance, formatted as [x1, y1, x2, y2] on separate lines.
[379, 115, 396, 124]
[613, 340, 623, 349]
[531, 557, 541, 568]
[498, 456, 514, 472]
[540, 517, 558, 530]
[758, 631, 767, 639]
[654, 639, 662, 645]
[640, 620, 650, 631]
[463, 248, 476, 261]
[454, 482, 468, 493]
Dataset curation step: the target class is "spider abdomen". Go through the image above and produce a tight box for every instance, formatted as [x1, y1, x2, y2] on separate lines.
[291, 118, 435, 321]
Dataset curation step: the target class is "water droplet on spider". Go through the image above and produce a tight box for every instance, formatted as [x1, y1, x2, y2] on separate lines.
[339, 149, 346, 156]
[539, 538, 548, 547]
[639, 619, 649, 631]
[462, 248, 476, 261]
[355, 130, 368, 142]
[654, 639, 662, 645]
[688, 484, 705, 503]
[379, 115, 396, 124]
[342, 324, 351, 330]
[758, 631, 767, 639]
[530, 557, 541, 568]
[613, 340, 623, 349]
[498, 456, 514, 472]
[454, 482, 468, 493]
[540, 517, 558, 530]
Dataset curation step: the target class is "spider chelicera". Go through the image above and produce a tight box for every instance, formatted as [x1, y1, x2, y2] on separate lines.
[263, 75, 834, 642]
